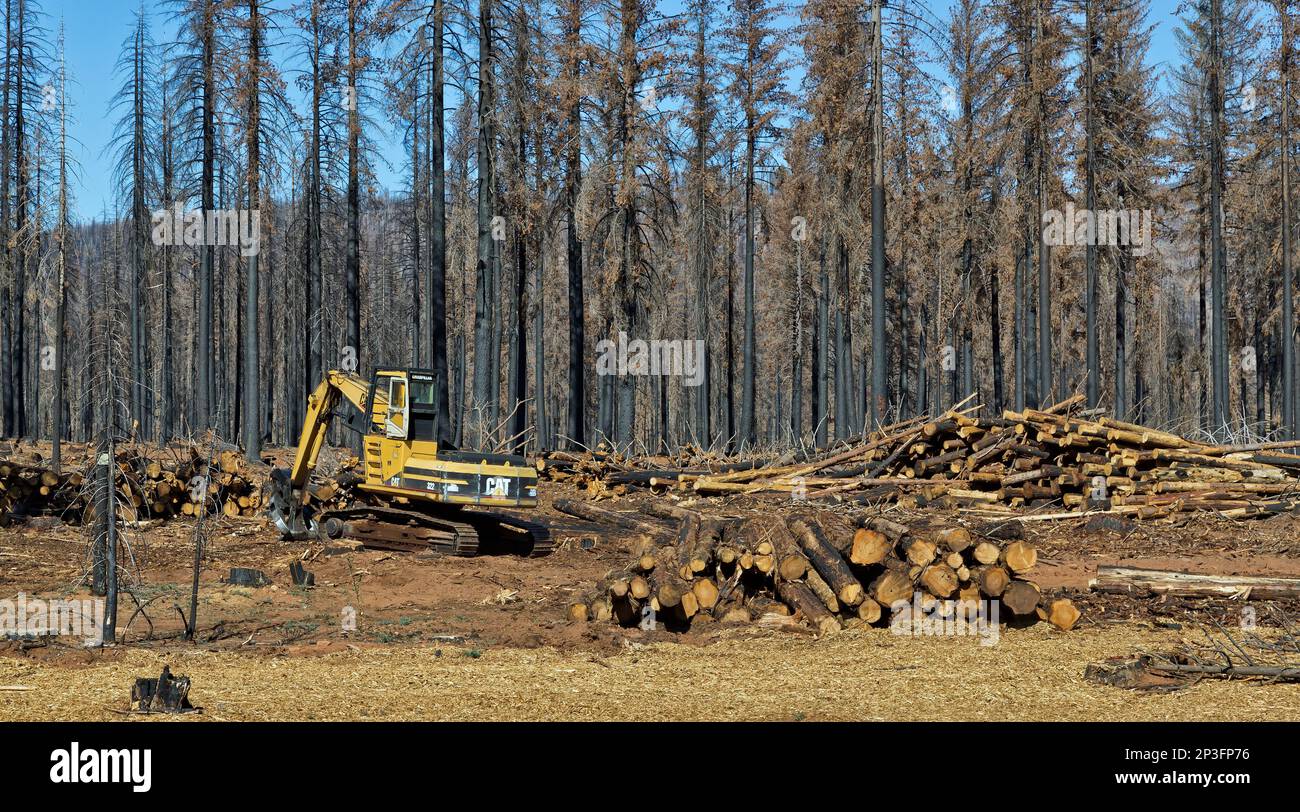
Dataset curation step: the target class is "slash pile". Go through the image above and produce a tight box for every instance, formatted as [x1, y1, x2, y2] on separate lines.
[544, 395, 1300, 521]
[561, 499, 1079, 635]
[536, 448, 773, 499]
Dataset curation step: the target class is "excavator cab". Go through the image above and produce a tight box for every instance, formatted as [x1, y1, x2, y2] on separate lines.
[369, 370, 443, 444]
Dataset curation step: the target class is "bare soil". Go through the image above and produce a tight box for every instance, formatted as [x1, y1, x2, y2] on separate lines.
[3, 477, 1299, 721]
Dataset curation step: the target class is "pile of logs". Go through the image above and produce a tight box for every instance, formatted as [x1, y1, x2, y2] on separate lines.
[130, 449, 266, 520]
[547, 394, 1300, 521]
[0, 445, 272, 525]
[562, 500, 1079, 635]
[0, 460, 85, 525]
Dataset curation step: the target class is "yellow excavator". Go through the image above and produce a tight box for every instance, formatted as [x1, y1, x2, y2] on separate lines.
[267, 367, 550, 556]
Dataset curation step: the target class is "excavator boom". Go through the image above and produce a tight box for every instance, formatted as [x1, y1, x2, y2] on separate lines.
[286, 371, 377, 490]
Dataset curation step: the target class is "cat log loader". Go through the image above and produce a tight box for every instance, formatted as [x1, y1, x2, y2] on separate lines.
[267, 368, 551, 556]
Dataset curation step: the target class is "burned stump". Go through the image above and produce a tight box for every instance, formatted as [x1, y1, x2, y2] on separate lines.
[289, 561, 316, 587]
[227, 567, 270, 587]
[131, 666, 195, 712]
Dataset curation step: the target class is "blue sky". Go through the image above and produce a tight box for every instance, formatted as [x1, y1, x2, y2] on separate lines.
[48, 0, 1186, 220]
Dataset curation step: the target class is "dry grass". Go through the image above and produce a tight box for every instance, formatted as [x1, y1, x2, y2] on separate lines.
[3, 622, 1299, 722]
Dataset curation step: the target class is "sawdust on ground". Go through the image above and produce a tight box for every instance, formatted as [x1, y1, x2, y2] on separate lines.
[1, 622, 1297, 722]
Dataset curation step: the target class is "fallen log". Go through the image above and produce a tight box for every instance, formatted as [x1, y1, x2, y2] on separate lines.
[1000, 541, 1038, 574]
[654, 572, 693, 610]
[870, 570, 914, 607]
[919, 563, 958, 598]
[775, 579, 841, 636]
[691, 578, 720, 611]
[971, 541, 1002, 565]
[849, 527, 890, 566]
[768, 521, 811, 581]
[855, 597, 883, 624]
[935, 526, 972, 553]
[1001, 580, 1041, 615]
[804, 569, 840, 613]
[1047, 599, 1081, 631]
[787, 517, 864, 606]
[899, 536, 938, 567]
[554, 499, 672, 537]
[976, 565, 1011, 598]
[1090, 565, 1300, 599]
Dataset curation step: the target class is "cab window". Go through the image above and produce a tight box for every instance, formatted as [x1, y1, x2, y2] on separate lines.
[370, 374, 395, 434]
[385, 377, 409, 438]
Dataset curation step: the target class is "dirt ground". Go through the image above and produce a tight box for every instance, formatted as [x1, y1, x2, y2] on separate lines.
[3, 479, 1300, 721]
[4, 624, 1298, 721]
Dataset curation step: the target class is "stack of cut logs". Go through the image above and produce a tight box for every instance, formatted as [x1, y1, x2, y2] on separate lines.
[0, 445, 275, 524]
[130, 449, 266, 520]
[562, 499, 1079, 635]
[546, 394, 1300, 521]
[0, 460, 85, 525]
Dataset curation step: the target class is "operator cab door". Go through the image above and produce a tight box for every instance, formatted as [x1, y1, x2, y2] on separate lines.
[385, 375, 410, 439]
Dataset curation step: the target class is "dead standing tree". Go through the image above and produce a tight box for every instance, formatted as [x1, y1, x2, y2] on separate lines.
[51, 20, 72, 471]
[81, 221, 135, 645]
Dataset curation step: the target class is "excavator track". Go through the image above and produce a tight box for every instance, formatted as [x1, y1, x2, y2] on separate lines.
[320, 505, 479, 555]
[462, 511, 553, 558]
[319, 504, 551, 557]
